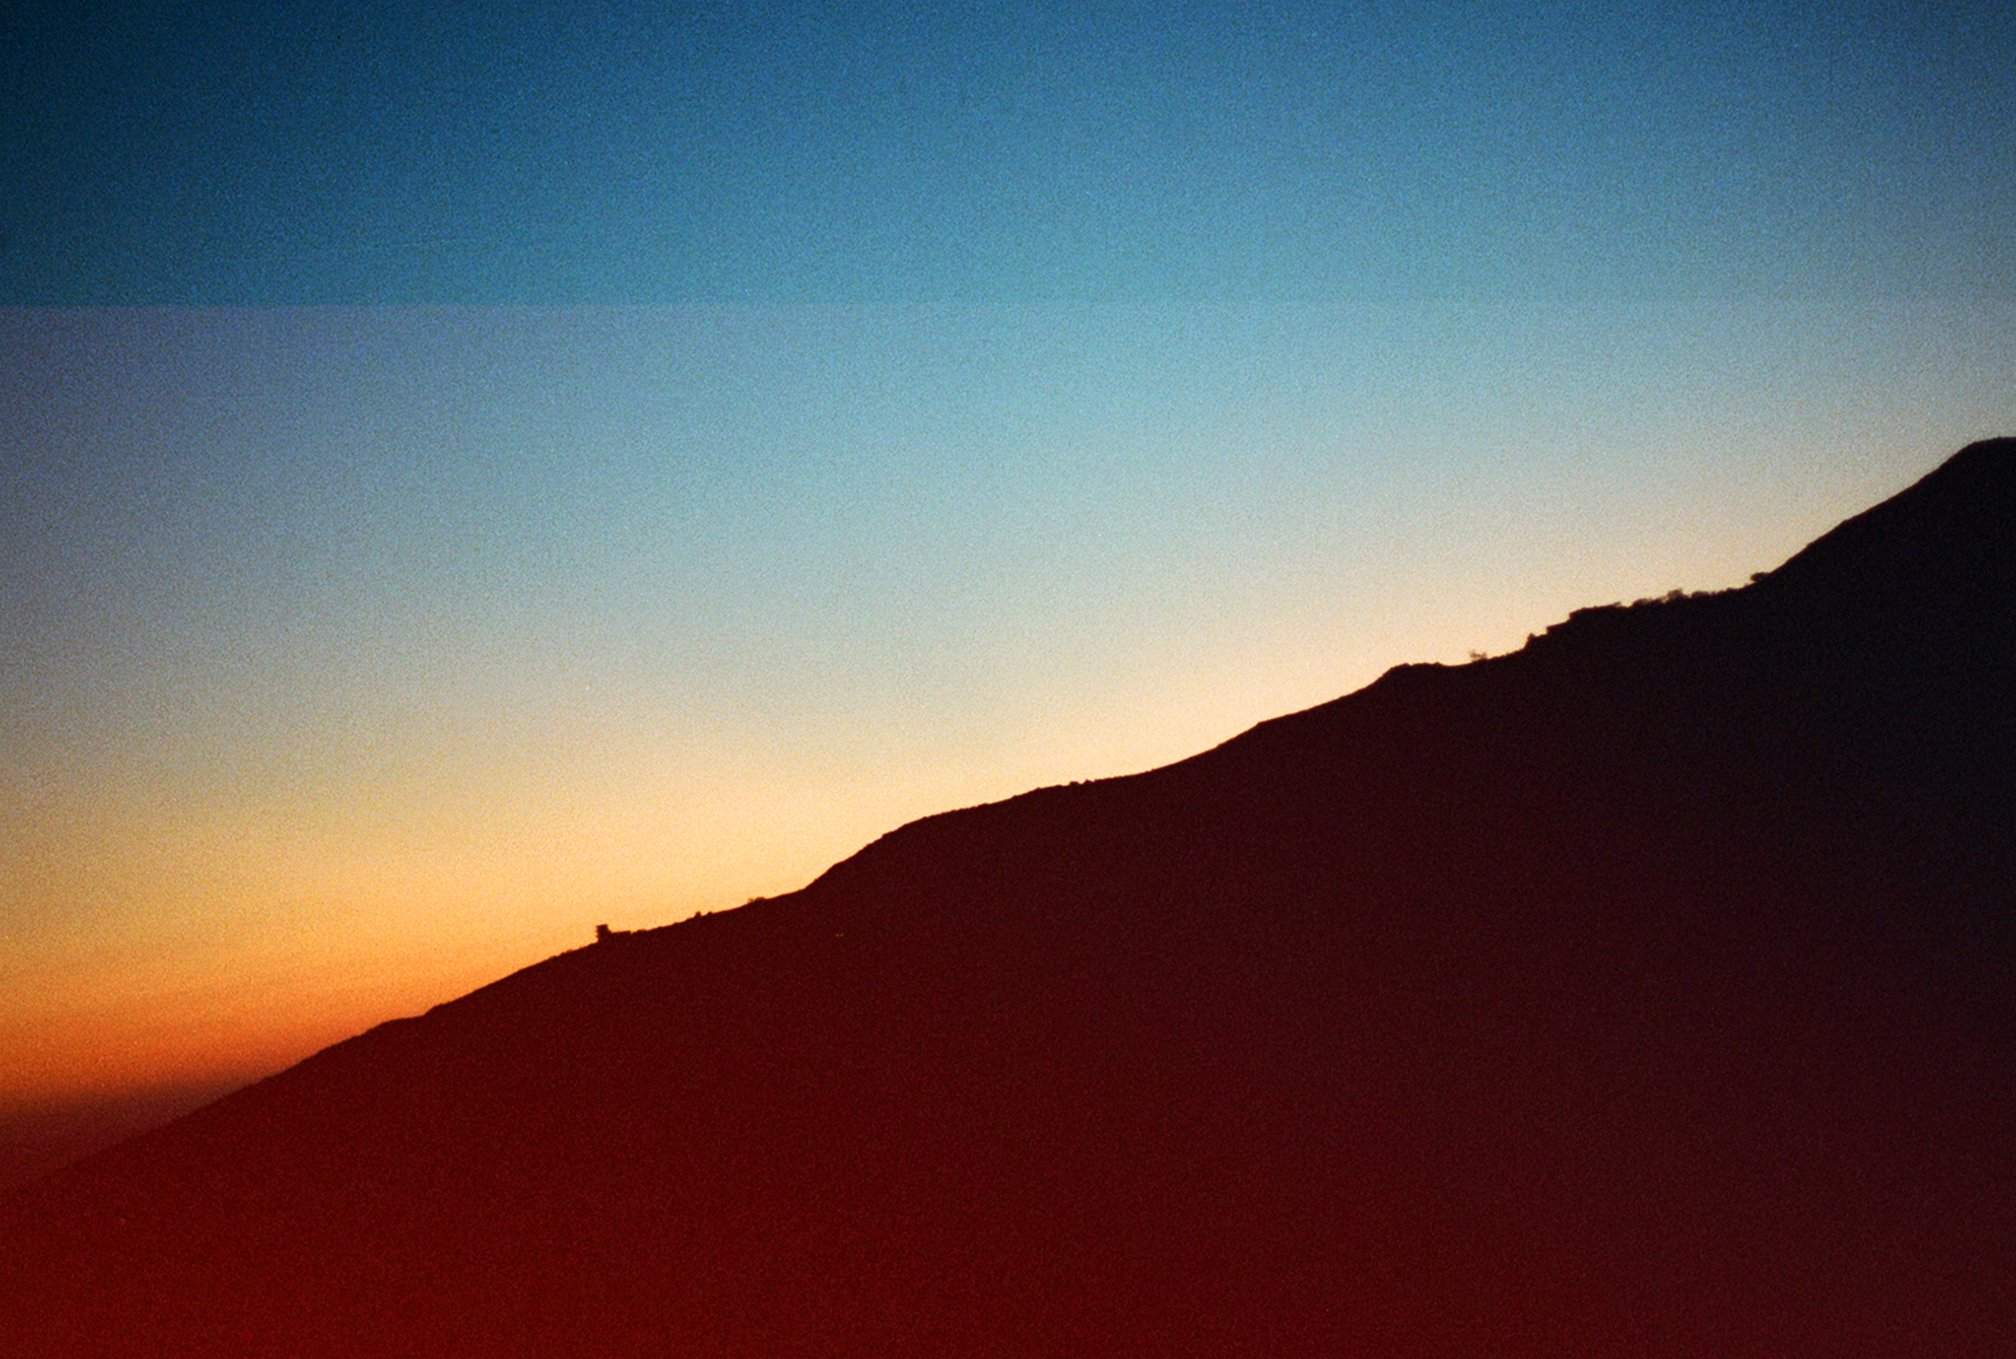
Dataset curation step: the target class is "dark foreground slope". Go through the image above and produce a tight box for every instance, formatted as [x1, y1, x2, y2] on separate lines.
[4, 441, 2011, 1357]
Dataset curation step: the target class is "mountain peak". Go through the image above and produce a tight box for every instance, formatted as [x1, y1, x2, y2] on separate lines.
[1762, 435, 2016, 599]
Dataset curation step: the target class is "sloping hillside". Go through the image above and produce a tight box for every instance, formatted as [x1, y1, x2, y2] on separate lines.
[3, 440, 2009, 1357]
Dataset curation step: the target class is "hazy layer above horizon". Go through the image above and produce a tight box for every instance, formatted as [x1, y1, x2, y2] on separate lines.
[3, 0, 2014, 1112]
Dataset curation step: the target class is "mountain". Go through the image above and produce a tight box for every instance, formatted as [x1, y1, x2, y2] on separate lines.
[3, 440, 2010, 1357]
[0, 1080, 247, 1199]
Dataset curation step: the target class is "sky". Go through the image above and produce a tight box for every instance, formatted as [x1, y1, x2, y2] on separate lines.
[3, 1, 2013, 1112]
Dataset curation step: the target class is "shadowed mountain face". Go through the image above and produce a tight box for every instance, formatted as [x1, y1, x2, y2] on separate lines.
[4, 441, 2011, 1357]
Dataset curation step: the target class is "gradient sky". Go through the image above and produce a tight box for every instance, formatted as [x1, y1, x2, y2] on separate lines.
[3, 1, 2013, 1110]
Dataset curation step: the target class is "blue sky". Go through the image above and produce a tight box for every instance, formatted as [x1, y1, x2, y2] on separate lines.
[7, 1, 2011, 303]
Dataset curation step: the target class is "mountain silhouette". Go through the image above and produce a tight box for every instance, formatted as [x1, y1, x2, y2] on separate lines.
[3, 440, 2010, 1357]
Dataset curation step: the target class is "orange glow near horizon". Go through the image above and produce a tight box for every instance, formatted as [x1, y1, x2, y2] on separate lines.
[2, 625, 1422, 1107]
[0, 549, 1888, 1108]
